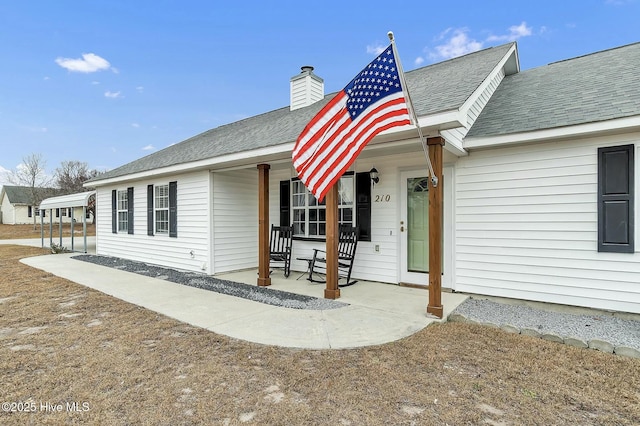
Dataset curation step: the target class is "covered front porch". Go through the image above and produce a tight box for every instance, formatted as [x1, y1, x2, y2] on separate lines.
[252, 136, 448, 317]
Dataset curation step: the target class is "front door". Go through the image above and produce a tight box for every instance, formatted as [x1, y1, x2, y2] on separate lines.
[400, 170, 430, 285]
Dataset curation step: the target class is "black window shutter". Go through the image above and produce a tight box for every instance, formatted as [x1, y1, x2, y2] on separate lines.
[169, 181, 177, 238]
[28, 206, 32, 218]
[147, 185, 154, 236]
[356, 172, 372, 242]
[56, 208, 60, 218]
[127, 187, 134, 235]
[279, 180, 290, 226]
[598, 144, 634, 253]
[111, 189, 117, 233]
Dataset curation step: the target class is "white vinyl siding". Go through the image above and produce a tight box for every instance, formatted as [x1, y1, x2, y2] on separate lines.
[455, 132, 640, 314]
[442, 68, 505, 151]
[212, 169, 258, 273]
[466, 68, 504, 126]
[96, 170, 210, 273]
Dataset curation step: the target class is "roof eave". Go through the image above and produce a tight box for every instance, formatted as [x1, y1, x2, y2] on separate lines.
[464, 115, 640, 149]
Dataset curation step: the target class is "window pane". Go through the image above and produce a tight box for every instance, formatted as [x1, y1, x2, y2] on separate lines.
[340, 207, 353, 223]
[309, 223, 317, 236]
[118, 212, 128, 232]
[155, 185, 169, 208]
[339, 177, 354, 205]
[319, 223, 326, 236]
[155, 209, 169, 233]
[118, 191, 128, 210]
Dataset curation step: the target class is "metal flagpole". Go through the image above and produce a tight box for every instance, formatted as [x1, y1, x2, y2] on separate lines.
[388, 31, 438, 187]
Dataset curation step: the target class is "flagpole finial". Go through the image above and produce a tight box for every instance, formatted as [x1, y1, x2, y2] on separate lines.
[387, 31, 394, 42]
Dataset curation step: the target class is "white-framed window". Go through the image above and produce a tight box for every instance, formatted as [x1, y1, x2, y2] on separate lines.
[117, 190, 129, 232]
[61, 208, 67, 217]
[35, 208, 41, 217]
[155, 184, 169, 234]
[291, 175, 354, 238]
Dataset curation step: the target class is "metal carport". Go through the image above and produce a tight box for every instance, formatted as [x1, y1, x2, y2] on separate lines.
[39, 191, 95, 253]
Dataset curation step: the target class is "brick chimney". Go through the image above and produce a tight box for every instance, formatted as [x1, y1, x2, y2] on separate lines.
[290, 66, 324, 111]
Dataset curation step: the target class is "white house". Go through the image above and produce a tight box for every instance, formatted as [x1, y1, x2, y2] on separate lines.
[87, 41, 640, 314]
[0, 186, 92, 225]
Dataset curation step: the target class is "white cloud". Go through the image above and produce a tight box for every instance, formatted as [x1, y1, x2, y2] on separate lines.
[430, 28, 483, 60]
[606, 0, 634, 5]
[43, 76, 50, 81]
[427, 22, 535, 62]
[486, 21, 533, 42]
[92, 81, 100, 85]
[23, 126, 48, 133]
[142, 144, 155, 151]
[55, 53, 112, 73]
[136, 86, 144, 93]
[104, 91, 122, 99]
[366, 44, 386, 55]
[131, 123, 140, 128]
[414, 57, 425, 66]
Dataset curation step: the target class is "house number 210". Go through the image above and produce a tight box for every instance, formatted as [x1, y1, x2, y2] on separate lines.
[375, 194, 391, 202]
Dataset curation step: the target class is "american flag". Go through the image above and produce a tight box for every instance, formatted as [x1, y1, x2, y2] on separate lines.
[292, 45, 411, 201]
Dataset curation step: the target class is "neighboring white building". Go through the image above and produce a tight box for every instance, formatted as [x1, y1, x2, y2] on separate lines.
[0, 185, 92, 225]
[87, 41, 640, 314]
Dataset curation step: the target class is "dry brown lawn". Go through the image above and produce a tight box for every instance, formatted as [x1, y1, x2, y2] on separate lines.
[0, 223, 96, 240]
[1, 245, 639, 425]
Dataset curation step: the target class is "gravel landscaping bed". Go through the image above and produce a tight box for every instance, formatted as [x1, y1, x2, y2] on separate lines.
[72, 254, 348, 310]
[451, 298, 640, 355]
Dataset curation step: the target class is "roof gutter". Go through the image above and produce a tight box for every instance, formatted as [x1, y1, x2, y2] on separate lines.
[464, 115, 640, 150]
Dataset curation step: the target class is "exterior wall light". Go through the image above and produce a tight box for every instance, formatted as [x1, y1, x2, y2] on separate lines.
[370, 167, 380, 185]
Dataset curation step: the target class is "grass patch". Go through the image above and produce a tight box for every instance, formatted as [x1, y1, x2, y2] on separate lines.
[1, 245, 639, 424]
[0, 223, 95, 240]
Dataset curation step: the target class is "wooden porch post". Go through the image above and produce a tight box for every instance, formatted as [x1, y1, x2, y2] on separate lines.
[427, 137, 444, 318]
[324, 183, 340, 299]
[257, 164, 271, 287]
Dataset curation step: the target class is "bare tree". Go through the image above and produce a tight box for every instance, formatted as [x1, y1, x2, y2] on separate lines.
[8, 153, 55, 228]
[55, 160, 100, 223]
[55, 160, 99, 193]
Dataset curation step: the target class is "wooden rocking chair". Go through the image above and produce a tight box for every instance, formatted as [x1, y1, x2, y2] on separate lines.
[269, 225, 293, 277]
[308, 225, 359, 287]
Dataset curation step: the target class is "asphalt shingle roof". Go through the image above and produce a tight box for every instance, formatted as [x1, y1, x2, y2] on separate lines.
[91, 43, 515, 183]
[467, 42, 640, 139]
[1, 186, 57, 205]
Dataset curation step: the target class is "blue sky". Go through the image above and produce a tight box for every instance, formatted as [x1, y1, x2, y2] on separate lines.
[1, 0, 638, 186]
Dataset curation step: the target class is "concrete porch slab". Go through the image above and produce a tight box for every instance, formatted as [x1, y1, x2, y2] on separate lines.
[21, 254, 468, 349]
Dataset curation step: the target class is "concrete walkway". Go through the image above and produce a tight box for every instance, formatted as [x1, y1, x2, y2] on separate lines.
[20, 253, 468, 349]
